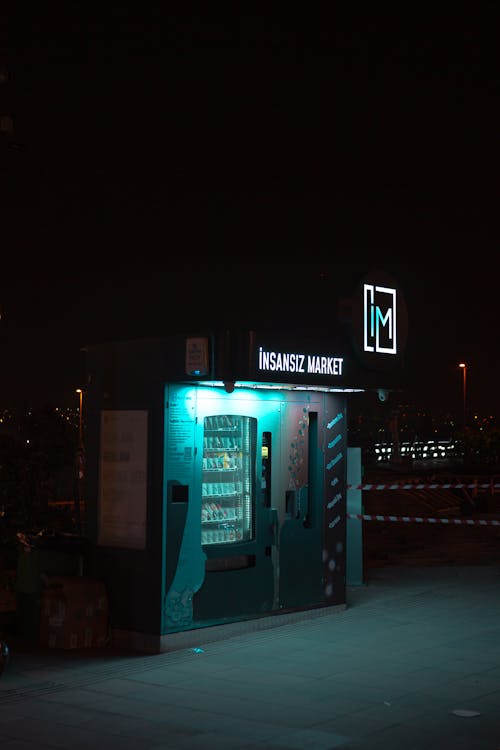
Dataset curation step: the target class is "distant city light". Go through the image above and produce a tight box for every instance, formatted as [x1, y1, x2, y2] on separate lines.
[374, 438, 461, 463]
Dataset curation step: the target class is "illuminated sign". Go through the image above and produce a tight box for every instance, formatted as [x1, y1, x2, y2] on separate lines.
[258, 347, 344, 376]
[363, 283, 397, 355]
[349, 271, 408, 373]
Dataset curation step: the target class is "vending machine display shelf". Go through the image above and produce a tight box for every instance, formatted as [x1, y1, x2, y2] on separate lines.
[204, 416, 239, 431]
[204, 446, 241, 457]
[203, 468, 239, 474]
[202, 502, 241, 522]
[202, 500, 240, 513]
[203, 517, 239, 525]
[205, 427, 239, 434]
[201, 413, 255, 547]
[203, 492, 240, 500]
[202, 526, 242, 545]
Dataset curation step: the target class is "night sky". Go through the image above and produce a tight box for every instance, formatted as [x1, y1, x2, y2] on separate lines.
[1, 8, 499, 417]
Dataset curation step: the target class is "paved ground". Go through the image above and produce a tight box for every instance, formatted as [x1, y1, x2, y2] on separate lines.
[1, 563, 500, 749]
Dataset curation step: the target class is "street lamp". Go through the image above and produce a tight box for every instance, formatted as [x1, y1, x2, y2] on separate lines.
[76, 388, 83, 448]
[75, 388, 84, 533]
[458, 363, 467, 428]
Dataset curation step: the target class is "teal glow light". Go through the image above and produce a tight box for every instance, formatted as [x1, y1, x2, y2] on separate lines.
[198, 381, 364, 394]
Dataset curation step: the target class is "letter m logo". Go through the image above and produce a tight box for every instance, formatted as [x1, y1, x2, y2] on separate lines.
[363, 284, 397, 354]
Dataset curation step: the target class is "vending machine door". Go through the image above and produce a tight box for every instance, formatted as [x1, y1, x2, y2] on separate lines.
[191, 392, 276, 623]
[201, 414, 256, 547]
[165, 385, 346, 630]
[164, 386, 274, 630]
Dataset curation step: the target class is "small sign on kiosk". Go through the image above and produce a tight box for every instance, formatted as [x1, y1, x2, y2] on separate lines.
[185, 337, 209, 376]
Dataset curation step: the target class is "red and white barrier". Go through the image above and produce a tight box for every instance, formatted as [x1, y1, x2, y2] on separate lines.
[347, 483, 500, 491]
[347, 513, 500, 526]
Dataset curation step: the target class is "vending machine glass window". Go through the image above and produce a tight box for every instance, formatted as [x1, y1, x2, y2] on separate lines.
[201, 415, 256, 546]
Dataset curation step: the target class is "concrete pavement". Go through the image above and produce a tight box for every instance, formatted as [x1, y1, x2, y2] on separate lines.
[1, 564, 500, 749]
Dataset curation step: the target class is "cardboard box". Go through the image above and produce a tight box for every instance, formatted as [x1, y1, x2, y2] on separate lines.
[39, 576, 109, 649]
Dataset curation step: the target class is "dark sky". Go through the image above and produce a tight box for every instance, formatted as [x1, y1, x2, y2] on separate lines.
[1, 8, 499, 417]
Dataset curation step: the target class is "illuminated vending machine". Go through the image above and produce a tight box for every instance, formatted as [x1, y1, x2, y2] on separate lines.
[164, 382, 348, 633]
[201, 415, 254, 547]
[83, 270, 408, 652]
[164, 388, 275, 630]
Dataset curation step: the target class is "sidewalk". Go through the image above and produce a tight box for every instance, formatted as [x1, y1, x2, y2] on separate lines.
[1, 564, 500, 749]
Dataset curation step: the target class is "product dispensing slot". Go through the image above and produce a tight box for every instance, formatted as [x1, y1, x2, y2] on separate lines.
[205, 554, 256, 572]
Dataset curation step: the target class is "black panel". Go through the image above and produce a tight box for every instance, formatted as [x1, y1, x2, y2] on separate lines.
[171, 484, 189, 503]
[205, 555, 256, 572]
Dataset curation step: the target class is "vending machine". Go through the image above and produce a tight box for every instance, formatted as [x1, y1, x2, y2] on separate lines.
[163, 384, 347, 633]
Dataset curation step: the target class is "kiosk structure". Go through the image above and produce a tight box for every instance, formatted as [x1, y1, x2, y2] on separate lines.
[83, 272, 408, 652]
